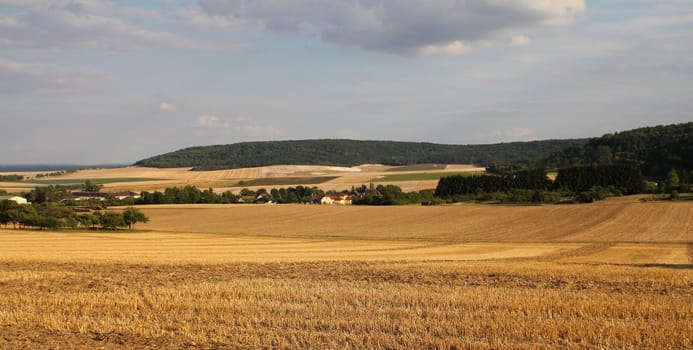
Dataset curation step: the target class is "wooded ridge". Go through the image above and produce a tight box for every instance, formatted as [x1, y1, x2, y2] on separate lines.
[134, 139, 587, 170]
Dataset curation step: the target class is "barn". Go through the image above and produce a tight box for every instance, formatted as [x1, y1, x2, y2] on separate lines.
[0, 196, 29, 205]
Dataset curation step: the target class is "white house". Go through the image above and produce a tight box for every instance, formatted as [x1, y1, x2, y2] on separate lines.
[0, 196, 29, 205]
[320, 194, 352, 205]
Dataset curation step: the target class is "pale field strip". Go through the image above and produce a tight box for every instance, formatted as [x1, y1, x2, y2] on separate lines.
[0, 182, 34, 192]
[0, 231, 687, 265]
[562, 243, 691, 265]
[0, 230, 581, 264]
[260, 165, 361, 177]
[322, 164, 484, 192]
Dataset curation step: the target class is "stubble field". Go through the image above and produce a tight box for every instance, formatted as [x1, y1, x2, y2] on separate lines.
[0, 200, 691, 348]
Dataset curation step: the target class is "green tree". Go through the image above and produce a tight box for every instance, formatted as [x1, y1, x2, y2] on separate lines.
[83, 180, 102, 192]
[77, 214, 97, 229]
[99, 211, 126, 231]
[663, 169, 680, 192]
[16, 205, 38, 229]
[0, 200, 18, 228]
[122, 207, 149, 230]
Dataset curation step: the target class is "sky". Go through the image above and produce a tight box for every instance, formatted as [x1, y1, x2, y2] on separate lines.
[1, 0, 692, 164]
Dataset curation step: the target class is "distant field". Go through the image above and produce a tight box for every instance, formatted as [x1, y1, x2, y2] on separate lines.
[384, 163, 448, 172]
[0, 200, 691, 348]
[0, 164, 486, 193]
[372, 171, 480, 182]
[234, 176, 339, 187]
[22, 177, 166, 185]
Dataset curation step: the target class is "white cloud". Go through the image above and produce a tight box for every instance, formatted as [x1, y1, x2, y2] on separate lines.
[511, 34, 531, 46]
[197, 0, 585, 54]
[159, 102, 177, 111]
[419, 40, 471, 56]
[197, 114, 222, 128]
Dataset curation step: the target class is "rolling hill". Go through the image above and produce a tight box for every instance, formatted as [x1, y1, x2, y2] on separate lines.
[134, 139, 587, 170]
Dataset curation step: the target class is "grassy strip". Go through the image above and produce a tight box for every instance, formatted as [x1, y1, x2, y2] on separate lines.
[234, 176, 339, 187]
[372, 171, 482, 182]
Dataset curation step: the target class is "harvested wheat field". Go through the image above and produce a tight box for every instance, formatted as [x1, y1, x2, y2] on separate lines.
[138, 200, 693, 243]
[0, 200, 692, 349]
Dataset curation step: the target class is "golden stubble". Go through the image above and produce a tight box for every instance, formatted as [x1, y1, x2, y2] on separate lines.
[0, 201, 691, 349]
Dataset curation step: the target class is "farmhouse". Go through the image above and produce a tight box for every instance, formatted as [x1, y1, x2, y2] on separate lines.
[112, 191, 140, 200]
[236, 194, 275, 204]
[0, 196, 29, 205]
[321, 194, 352, 205]
[68, 191, 139, 201]
[70, 191, 109, 201]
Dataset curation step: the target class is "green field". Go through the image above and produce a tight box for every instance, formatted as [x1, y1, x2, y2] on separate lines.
[22, 178, 166, 186]
[372, 171, 481, 182]
[234, 176, 339, 187]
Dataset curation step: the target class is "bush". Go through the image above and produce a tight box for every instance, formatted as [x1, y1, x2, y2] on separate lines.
[574, 186, 611, 203]
[670, 190, 679, 200]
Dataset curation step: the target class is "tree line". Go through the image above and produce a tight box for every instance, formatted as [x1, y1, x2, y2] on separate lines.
[0, 202, 148, 231]
[544, 122, 692, 179]
[436, 164, 690, 203]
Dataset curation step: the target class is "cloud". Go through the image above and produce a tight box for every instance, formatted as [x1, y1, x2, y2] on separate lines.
[0, 59, 112, 94]
[197, 0, 584, 54]
[177, 6, 239, 29]
[195, 114, 280, 136]
[0, 1, 237, 51]
[197, 114, 224, 128]
[0, 17, 24, 28]
[511, 34, 531, 46]
[159, 102, 177, 111]
[419, 40, 471, 56]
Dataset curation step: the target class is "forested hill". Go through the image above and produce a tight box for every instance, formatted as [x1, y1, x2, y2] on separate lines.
[545, 122, 693, 178]
[134, 139, 587, 170]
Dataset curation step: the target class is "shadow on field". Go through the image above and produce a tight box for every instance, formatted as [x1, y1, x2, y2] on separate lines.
[632, 263, 693, 270]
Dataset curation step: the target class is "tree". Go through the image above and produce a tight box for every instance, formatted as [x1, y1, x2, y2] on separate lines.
[83, 180, 102, 192]
[77, 214, 97, 230]
[663, 169, 680, 192]
[0, 200, 18, 228]
[99, 211, 126, 231]
[122, 207, 149, 230]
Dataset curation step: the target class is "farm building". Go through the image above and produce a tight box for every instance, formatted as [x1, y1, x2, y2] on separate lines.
[0, 196, 29, 205]
[69, 191, 139, 201]
[237, 194, 274, 204]
[70, 192, 109, 201]
[112, 191, 140, 200]
[320, 194, 352, 205]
